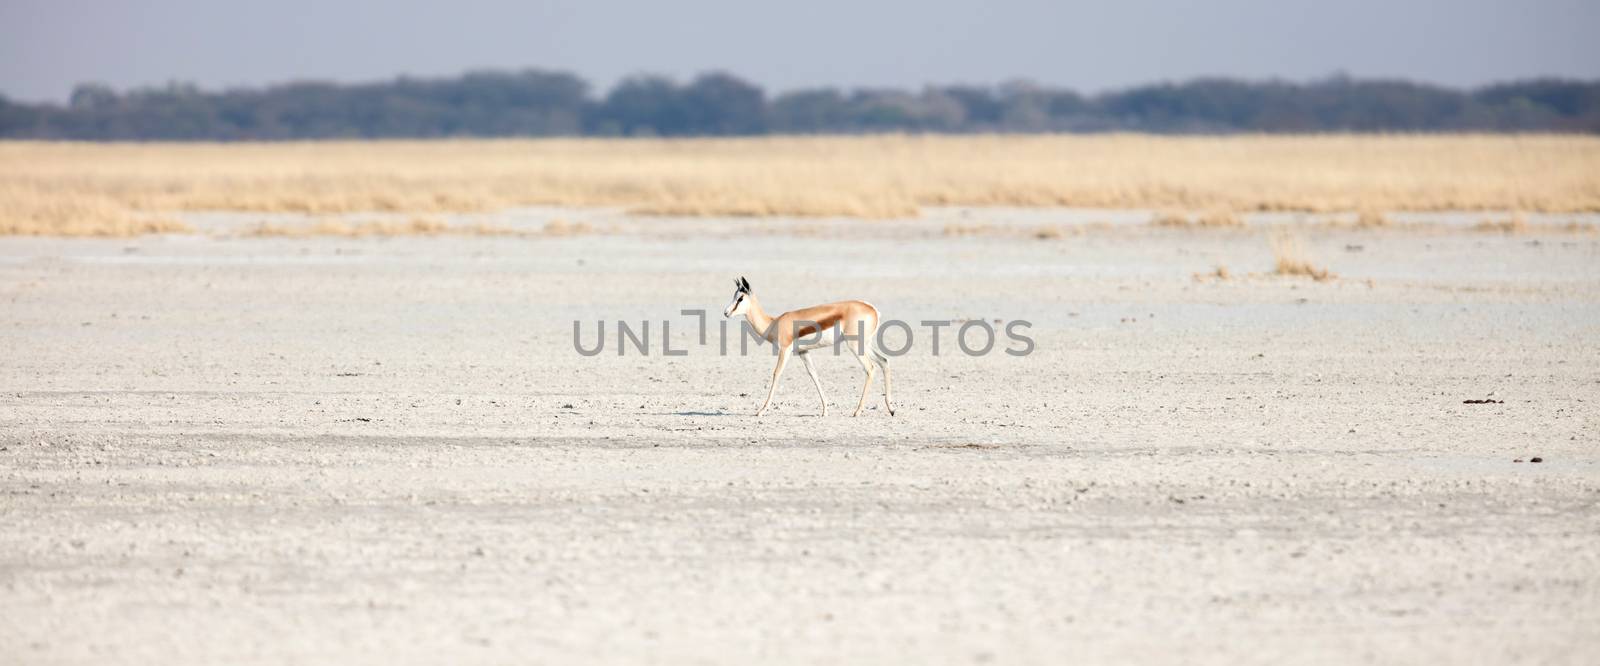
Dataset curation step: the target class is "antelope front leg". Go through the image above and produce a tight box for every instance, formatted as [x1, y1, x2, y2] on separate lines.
[755, 348, 790, 416]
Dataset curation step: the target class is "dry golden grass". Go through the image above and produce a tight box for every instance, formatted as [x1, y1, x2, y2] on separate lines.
[3, 134, 1599, 235]
[0, 189, 192, 236]
[1270, 233, 1334, 281]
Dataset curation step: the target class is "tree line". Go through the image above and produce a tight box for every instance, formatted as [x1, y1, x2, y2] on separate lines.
[2, 69, 1596, 140]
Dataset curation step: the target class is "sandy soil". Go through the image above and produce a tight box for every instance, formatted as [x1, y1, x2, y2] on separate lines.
[2, 214, 1598, 664]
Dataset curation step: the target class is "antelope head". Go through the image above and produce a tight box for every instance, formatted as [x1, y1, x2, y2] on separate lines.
[723, 276, 752, 318]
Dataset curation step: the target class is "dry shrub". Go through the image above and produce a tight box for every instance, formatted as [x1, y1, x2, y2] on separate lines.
[628, 193, 917, 218]
[1354, 210, 1392, 228]
[249, 217, 446, 237]
[246, 217, 520, 238]
[1473, 214, 1529, 234]
[4, 135, 1599, 236]
[1195, 211, 1245, 228]
[1270, 233, 1334, 281]
[1317, 210, 1392, 229]
[399, 217, 450, 235]
[1149, 212, 1192, 227]
[542, 219, 593, 236]
[1193, 265, 1232, 281]
[943, 223, 991, 237]
[461, 221, 523, 236]
[1151, 210, 1245, 228]
[1472, 216, 1599, 234]
[947, 223, 1077, 239]
[245, 221, 331, 237]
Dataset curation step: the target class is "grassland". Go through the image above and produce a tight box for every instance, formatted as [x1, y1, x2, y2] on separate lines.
[3, 134, 1599, 235]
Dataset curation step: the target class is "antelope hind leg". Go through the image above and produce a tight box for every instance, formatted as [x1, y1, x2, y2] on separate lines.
[871, 348, 894, 416]
[850, 351, 875, 417]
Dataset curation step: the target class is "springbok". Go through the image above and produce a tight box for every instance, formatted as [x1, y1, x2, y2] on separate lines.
[723, 276, 894, 417]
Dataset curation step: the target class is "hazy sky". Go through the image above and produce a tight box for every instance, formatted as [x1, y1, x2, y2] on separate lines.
[3, 0, 1597, 103]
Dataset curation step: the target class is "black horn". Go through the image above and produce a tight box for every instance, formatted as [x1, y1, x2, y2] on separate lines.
[739, 277, 750, 291]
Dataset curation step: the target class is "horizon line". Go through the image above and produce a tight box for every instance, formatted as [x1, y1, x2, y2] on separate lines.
[7, 68, 1599, 107]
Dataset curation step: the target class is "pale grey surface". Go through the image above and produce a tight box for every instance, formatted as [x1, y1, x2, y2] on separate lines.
[2, 219, 1598, 664]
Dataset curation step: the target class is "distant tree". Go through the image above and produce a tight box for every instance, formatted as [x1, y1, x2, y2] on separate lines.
[681, 72, 766, 135]
[69, 83, 119, 111]
[1475, 79, 1600, 131]
[995, 81, 1055, 132]
[0, 94, 43, 137]
[844, 89, 966, 132]
[2, 70, 1597, 139]
[596, 75, 686, 136]
[769, 88, 851, 133]
[938, 85, 1004, 127]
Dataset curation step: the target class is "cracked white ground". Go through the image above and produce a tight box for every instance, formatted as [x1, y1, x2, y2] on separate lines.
[2, 215, 1597, 664]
